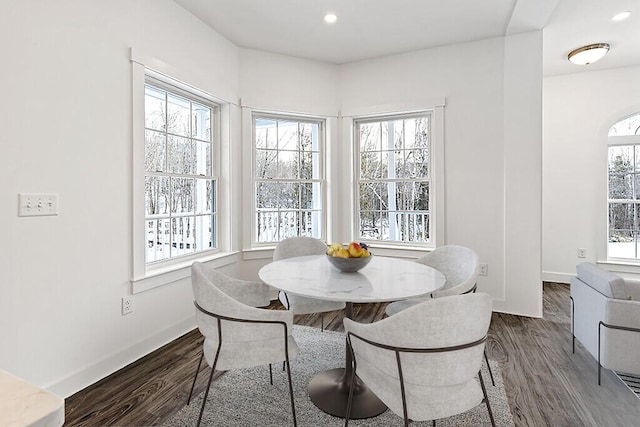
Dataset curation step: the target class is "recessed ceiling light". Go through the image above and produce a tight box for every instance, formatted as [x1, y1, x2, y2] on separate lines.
[567, 43, 610, 65]
[612, 11, 631, 22]
[324, 13, 337, 24]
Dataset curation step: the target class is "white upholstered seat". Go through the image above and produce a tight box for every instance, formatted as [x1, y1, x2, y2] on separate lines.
[384, 245, 496, 387]
[188, 262, 298, 426]
[274, 237, 345, 329]
[344, 293, 495, 426]
[385, 245, 480, 317]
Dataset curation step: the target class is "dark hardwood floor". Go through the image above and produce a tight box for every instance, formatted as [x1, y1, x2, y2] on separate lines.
[64, 283, 640, 426]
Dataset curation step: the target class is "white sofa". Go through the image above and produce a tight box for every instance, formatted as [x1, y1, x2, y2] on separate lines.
[570, 262, 640, 384]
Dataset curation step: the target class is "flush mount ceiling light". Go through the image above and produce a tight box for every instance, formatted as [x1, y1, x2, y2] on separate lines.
[324, 13, 337, 24]
[612, 11, 631, 22]
[567, 43, 610, 65]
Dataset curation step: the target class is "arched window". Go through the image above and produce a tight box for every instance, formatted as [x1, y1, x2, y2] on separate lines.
[607, 113, 640, 260]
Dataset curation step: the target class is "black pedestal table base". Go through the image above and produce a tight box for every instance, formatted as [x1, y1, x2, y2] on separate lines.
[257, 257, 446, 420]
[308, 368, 387, 419]
[307, 302, 387, 419]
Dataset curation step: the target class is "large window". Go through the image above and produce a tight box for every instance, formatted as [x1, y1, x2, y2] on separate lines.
[608, 113, 640, 260]
[355, 113, 431, 244]
[253, 114, 324, 244]
[144, 78, 218, 264]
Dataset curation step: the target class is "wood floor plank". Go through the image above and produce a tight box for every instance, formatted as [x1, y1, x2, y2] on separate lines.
[487, 283, 640, 427]
[64, 283, 640, 426]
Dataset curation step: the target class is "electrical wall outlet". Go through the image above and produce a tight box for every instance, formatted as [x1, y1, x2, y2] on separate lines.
[479, 263, 488, 276]
[18, 193, 58, 217]
[122, 296, 134, 315]
[577, 248, 586, 258]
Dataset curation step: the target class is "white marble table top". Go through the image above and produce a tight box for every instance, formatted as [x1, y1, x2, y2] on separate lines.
[259, 254, 446, 303]
[0, 369, 64, 427]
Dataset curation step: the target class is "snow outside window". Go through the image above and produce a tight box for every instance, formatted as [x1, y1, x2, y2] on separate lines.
[253, 114, 324, 244]
[143, 78, 218, 264]
[355, 113, 432, 245]
[608, 113, 640, 260]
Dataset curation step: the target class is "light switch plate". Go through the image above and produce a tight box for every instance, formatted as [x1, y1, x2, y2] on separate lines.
[18, 193, 59, 217]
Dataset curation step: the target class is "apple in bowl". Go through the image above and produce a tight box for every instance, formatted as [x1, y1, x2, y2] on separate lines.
[326, 242, 372, 272]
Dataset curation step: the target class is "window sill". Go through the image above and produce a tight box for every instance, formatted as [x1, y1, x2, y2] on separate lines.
[364, 244, 432, 259]
[131, 251, 239, 294]
[240, 244, 432, 261]
[598, 259, 640, 270]
[242, 247, 277, 260]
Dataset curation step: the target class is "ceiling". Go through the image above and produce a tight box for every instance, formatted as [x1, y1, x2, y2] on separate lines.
[544, 0, 640, 75]
[174, 0, 640, 76]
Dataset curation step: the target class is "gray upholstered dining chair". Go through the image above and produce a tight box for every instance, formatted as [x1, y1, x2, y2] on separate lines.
[274, 236, 345, 331]
[188, 262, 298, 426]
[384, 245, 495, 386]
[385, 245, 480, 316]
[344, 293, 495, 427]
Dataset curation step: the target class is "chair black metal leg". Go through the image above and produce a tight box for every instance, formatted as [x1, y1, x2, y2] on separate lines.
[598, 321, 602, 386]
[187, 351, 204, 405]
[197, 364, 217, 427]
[393, 350, 410, 427]
[570, 296, 575, 353]
[595, 321, 640, 386]
[269, 363, 273, 385]
[344, 370, 356, 426]
[484, 350, 496, 386]
[479, 371, 496, 427]
[284, 359, 297, 426]
[432, 420, 436, 427]
[321, 314, 324, 332]
[344, 340, 358, 427]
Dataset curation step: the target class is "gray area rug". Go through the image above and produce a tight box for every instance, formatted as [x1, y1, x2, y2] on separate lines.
[164, 325, 514, 426]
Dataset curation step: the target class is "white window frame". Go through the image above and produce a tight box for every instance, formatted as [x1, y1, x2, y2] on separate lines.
[142, 76, 220, 262]
[351, 106, 444, 250]
[607, 132, 640, 263]
[130, 49, 234, 293]
[249, 112, 327, 246]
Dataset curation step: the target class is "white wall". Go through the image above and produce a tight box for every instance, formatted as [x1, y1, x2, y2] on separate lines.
[237, 37, 544, 319]
[0, 0, 240, 397]
[543, 65, 640, 282]
[502, 31, 543, 316]
[338, 33, 543, 317]
[237, 49, 340, 281]
[0, 0, 544, 398]
[239, 49, 339, 116]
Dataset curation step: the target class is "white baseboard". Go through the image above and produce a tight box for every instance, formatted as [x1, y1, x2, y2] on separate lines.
[542, 271, 572, 284]
[45, 267, 569, 398]
[47, 316, 197, 398]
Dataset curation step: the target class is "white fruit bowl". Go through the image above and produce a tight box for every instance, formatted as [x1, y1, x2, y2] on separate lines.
[326, 254, 372, 273]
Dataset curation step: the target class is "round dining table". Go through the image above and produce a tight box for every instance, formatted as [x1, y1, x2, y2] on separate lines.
[258, 254, 446, 419]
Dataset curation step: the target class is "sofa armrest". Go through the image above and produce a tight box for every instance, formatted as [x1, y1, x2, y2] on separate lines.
[600, 298, 640, 375]
[605, 298, 640, 329]
[576, 262, 628, 299]
[571, 276, 609, 359]
[625, 280, 640, 301]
